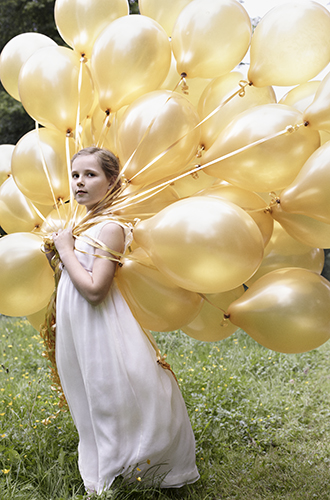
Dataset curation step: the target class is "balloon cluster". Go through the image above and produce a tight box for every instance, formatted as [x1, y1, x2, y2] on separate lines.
[1, 0, 330, 354]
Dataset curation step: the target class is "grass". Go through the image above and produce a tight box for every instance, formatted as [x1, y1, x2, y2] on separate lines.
[1, 315, 330, 499]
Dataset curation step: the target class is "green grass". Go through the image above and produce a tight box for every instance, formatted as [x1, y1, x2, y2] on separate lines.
[1, 315, 330, 499]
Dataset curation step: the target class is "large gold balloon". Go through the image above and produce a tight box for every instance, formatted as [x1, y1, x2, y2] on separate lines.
[117, 90, 200, 186]
[246, 221, 324, 286]
[304, 71, 330, 132]
[198, 71, 276, 150]
[133, 196, 264, 294]
[171, 0, 251, 79]
[54, 0, 129, 59]
[11, 128, 74, 205]
[248, 2, 330, 87]
[91, 15, 171, 112]
[271, 202, 330, 249]
[182, 286, 244, 342]
[116, 247, 204, 331]
[227, 268, 330, 353]
[280, 141, 330, 224]
[0, 233, 54, 317]
[0, 144, 14, 186]
[197, 184, 274, 247]
[139, 0, 192, 36]
[201, 104, 320, 192]
[0, 177, 44, 233]
[19, 46, 94, 132]
[0, 33, 57, 101]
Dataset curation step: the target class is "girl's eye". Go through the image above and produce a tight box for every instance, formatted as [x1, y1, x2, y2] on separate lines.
[72, 173, 78, 179]
[87, 172, 95, 177]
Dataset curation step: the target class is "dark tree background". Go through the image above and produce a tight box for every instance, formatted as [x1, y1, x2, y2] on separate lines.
[0, 0, 139, 145]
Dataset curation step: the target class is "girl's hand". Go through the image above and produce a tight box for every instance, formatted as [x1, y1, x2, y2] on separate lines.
[52, 228, 75, 260]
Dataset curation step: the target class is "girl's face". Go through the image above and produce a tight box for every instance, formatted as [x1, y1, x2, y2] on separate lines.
[71, 155, 112, 211]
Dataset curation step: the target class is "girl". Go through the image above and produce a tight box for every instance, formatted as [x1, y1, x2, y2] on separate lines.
[50, 147, 199, 495]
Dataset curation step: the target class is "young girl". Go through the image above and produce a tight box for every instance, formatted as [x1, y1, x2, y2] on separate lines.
[50, 147, 199, 495]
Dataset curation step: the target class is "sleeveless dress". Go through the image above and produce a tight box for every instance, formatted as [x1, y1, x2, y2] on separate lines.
[55, 220, 199, 494]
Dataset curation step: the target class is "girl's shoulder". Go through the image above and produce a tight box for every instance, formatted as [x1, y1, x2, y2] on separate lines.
[87, 219, 133, 252]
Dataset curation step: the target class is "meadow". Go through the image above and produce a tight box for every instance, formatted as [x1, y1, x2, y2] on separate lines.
[1, 314, 330, 499]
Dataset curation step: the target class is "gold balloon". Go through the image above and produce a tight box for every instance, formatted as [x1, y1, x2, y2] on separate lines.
[139, 0, 192, 36]
[0, 177, 44, 233]
[113, 184, 179, 220]
[304, 72, 330, 132]
[227, 268, 330, 353]
[11, 128, 74, 205]
[246, 221, 324, 286]
[182, 286, 244, 342]
[198, 71, 276, 150]
[201, 104, 320, 192]
[280, 141, 330, 224]
[91, 15, 171, 112]
[117, 90, 201, 186]
[0, 232, 54, 317]
[0, 33, 57, 101]
[197, 184, 274, 247]
[19, 46, 94, 132]
[271, 202, 330, 249]
[0, 144, 14, 186]
[279, 81, 320, 113]
[133, 196, 264, 294]
[116, 247, 204, 332]
[248, 2, 330, 87]
[54, 0, 129, 59]
[27, 306, 47, 331]
[171, 0, 251, 79]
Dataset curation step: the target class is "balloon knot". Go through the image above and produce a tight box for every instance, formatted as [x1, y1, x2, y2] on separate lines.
[80, 54, 87, 63]
[238, 80, 250, 97]
[304, 121, 309, 127]
[66, 129, 73, 137]
[196, 145, 205, 158]
[180, 73, 189, 94]
[223, 313, 230, 320]
[105, 109, 111, 116]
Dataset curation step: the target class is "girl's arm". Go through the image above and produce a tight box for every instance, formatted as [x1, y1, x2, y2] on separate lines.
[53, 223, 125, 306]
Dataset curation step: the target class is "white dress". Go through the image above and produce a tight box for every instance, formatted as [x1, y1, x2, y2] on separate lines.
[55, 220, 199, 494]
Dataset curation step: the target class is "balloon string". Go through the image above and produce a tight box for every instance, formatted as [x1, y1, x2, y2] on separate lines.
[127, 80, 252, 184]
[35, 122, 63, 224]
[74, 56, 85, 152]
[65, 134, 74, 215]
[200, 122, 306, 170]
[112, 184, 169, 212]
[96, 111, 112, 148]
[111, 121, 305, 214]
